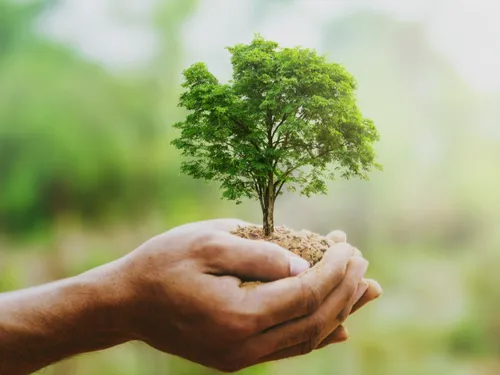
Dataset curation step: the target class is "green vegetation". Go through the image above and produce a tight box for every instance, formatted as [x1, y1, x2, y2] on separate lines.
[173, 35, 380, 235]
[1, 1, 499, 374]
[0, 0, 165, 236]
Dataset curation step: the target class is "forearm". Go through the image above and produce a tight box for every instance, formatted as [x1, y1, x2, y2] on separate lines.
[0, 262, 130, 375]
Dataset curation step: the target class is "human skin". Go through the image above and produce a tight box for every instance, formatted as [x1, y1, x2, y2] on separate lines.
[0, 219, 382, 374]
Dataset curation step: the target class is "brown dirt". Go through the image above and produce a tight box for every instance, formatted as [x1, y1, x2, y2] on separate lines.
[232, 225, 342, 287]
[232, 225, 364, 288]
[231, 225, 336, 267]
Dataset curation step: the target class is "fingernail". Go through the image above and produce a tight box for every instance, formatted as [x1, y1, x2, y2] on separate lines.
[353, 281, 369, 303]
[352, 257, 369, 279]
[289, 256, 310, 276]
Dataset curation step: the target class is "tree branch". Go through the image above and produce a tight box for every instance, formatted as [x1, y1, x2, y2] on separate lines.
[275, 131, 291, 149]
[273, 147, 334, 196]
[275, 179, 287, 197]
[266, 110, 273, 148]
[229, 115, 262, 152]
[270, 113, 288, 141]
[273, 165, 297, 196]
[253, 180, 265, 211]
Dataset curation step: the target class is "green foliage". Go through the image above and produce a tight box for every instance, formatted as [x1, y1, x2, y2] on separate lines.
[0, 0, 52, 56]
[0, 1, 166, 235]
[172, 35, 380, 231]
[0, 0, 498, 373]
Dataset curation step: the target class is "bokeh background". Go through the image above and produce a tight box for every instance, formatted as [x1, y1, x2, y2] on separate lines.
[1, 0, 500, 374]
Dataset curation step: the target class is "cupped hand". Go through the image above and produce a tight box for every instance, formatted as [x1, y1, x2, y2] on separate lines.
[109, 219, 380, 372]
[316, 229, 383, 349]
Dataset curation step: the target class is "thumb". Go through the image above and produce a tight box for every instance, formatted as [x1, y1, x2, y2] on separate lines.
[206, 233, 311, 281]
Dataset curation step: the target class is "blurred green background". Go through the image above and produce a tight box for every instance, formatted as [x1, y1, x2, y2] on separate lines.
[1, 0, 499, 374]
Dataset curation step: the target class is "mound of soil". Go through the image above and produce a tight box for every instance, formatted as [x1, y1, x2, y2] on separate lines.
[232, 225, 337, 266]
[231, 225, 357, 287]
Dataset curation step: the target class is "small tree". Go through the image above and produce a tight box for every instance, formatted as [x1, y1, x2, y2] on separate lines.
[172, 35, 381, 236]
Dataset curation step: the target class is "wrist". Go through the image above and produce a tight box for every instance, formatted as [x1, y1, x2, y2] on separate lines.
[75, 258, 137, 345]
[42, 266, 133, 357]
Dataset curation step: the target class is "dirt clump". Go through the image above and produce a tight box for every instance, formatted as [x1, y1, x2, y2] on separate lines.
[231, 225, 337, 270]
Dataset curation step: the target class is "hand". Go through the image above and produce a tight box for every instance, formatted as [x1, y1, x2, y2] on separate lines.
[107, 219, 375, 372]
[314, 229, 383, 349]
[0, 219, 381, 375]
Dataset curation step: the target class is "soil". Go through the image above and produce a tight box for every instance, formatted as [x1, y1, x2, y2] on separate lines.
[231, 225, 349, 286]
[232, 225, 336, 265]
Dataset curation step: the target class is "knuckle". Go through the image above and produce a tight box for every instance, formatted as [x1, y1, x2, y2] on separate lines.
[243, 313, 262, 334]
[299, 339, 316, 356]
[342, 279, 359, 304]
[301, 315, 324, 354]
[331, 262, 347, 281]
[337, 308, 349, 324]
[191, 231, 223, 258]
[228, 317, 257, 337]
[300, 279, 323, 315]
[222, 306, 260, 338]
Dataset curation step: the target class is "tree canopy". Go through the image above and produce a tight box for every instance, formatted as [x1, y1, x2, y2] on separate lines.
[172, 35, 381, 234]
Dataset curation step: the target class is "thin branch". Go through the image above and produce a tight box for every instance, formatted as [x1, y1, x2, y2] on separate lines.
[275, 132, 284, 147]
[310, 148, 334, 161]
[229, 115, 262, 152]
[274, 131, 291, 150]
[275, 179, 287, 197]
[266, 110, 274, 148]
[254, 181, 265, 211]
[273, 164, 298, 197]
[270, 113, 289, 141]
[273, 165, 296, 188]
[273, 147, 334, 196]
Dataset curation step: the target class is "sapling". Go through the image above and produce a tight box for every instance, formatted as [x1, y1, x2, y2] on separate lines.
[172, 35, 381, 238]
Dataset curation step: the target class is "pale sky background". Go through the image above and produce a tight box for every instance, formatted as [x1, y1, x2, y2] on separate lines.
[42, 0, 500, 93]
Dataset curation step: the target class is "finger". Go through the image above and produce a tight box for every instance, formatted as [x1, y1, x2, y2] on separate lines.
[242, 243, 356, 329]
[326, 230, 362, 256]
[350, 279, 383, 314]
[255, 278, 380, 363]
[338, 280, 369, 320]
[203, 232, 310, 281]
[326, 230, 347, 243]
[248, 257, 368, 357]
[257, 325, 349, 364]
[316, 325, 349, 349]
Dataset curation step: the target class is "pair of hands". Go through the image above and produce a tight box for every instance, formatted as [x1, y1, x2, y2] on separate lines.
[96, 219, 382, 372]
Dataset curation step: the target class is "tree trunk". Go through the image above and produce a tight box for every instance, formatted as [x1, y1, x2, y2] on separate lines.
[263, 184, 275, 236]
[263, 207, 274, 237]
